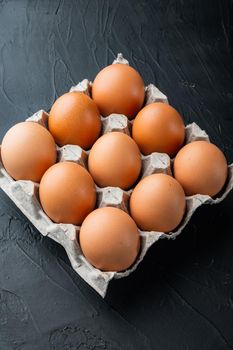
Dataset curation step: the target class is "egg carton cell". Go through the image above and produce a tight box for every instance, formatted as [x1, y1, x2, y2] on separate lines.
[0, 54, 232, 297]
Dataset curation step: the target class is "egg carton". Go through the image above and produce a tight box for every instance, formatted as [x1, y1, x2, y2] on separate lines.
[0, 54, 232, 297]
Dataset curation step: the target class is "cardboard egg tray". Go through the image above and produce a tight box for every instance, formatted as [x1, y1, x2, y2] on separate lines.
[0, 54, 232, 297]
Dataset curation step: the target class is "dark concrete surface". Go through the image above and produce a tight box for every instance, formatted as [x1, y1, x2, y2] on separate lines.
[0, 1, 233, 349]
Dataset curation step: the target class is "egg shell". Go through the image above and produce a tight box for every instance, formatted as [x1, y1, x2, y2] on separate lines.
[1, 122, 57, 182]
[0, 54, 232, 298]
[79, 207, 140, 272]
[92, 63, 145, 119]
[48, 91, 101, 149]
[39, 162, 96, 225]
[173, 141, 228, 196]
[130, 174, 186, 232]
[132, 102, 185, 156]
[88, 132, 142, 190]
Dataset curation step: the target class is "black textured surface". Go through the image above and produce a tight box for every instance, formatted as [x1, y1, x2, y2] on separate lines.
[0, 1, 233, 349]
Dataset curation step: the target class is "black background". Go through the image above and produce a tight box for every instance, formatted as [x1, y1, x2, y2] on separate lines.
[0, 1, 233, 349]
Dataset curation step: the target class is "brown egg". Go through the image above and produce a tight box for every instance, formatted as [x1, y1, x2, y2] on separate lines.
[39, 162, 96, 225]
[173, 141, 228, 196]
[92, 64, 145, 119]
[88, 132, 142, 190]
[1, 122, 56, 182]
[79, 207, 140, 271]
[132, 102, 185, 156]
[48, 92, 101, 149]
[130, 174, 186, 232]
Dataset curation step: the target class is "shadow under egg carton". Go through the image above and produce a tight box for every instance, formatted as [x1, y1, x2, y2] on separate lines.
[0, 53, 232, 297]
